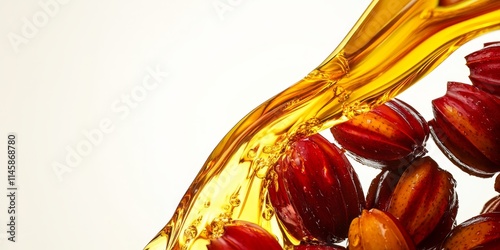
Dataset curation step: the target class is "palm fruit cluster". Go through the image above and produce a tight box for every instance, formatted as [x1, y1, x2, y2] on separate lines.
[206, 42, 500, 250]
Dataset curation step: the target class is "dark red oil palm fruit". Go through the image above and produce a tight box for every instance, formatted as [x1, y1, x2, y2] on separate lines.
[441, 213, 500, 249]
[465, 41, 500, 96]
[330, 98, 429, 170]
[268, 133, 365, 244]
[385, 157, 458, 248]
[429, 82, 500, 177]
[481, 195, 500, 214]
[365, 169, 403, 210]
[206, 220, 282, 250]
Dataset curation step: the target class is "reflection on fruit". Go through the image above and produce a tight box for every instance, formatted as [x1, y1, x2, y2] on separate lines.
[206, 220, 281, 250]
[481, 195, 500, 214]
[429, 82, 500, 177]
[385, 157, 457, 246]
[366, 169, 403, 210]
[330, 98, 429, 170]
[268, 133, 365, 244]
[347, 209, 415, 250]
[465, 41, 500, 96]
[441, 213, 500, 249]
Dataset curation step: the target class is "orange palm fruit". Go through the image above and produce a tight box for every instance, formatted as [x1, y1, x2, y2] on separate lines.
[347, 208, 415, 250]
[385, 157, 458, 247]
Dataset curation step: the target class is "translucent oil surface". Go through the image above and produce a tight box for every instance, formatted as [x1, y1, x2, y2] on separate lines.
[145, 1, 500, 249]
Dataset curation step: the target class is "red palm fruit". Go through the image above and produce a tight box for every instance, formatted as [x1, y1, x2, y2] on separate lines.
[294, 243, 346, 250]
[441, 213, 500, 249]
[268, 133, 365, 244]
[348, 209, 416, 250]
[481, 195, 500, 214]
[465, 41, 500, 96]
[417, 201, 458, 250]
[365, 169, 403, 210]
[330, 98, 429, 170]
[206, 220, 282, 250]
[386, 157, 458, 246]
[429, 82, 500, 177]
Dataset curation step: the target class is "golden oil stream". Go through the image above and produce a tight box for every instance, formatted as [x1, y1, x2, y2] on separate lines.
[145, 1, 500, 249]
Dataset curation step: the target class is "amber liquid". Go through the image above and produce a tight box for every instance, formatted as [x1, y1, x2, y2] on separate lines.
[145, 1, 500, 249]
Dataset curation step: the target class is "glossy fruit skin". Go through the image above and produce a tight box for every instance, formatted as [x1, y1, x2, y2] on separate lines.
[385, 157, 458, 247]
[429, 82, 500, 177]
[481, 195, 500, 214]
[206, 220, 282, 250]
[348, 209, 416, 250]
[268, 133, 365, 244]
[330, 98, 429, 170]
[365, 169, 403, 210]
[465, 41, 500, 96]
[441, 213, 500, 250]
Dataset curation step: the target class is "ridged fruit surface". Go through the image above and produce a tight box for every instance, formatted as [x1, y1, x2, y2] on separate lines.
[429, 82, 500, 177]
[465, 41, 500, 96]
[386, 157, 458, 246]
[441, 213, 500, 249]
[206, 220, 282, 250]
[268, 133, 365, 244]
[365, 169, 403, 210]
[330, 98, 429, 170]
[481, 195, 500, 214]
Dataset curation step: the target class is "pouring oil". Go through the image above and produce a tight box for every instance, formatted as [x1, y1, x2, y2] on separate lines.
[145, 0, 500, 249]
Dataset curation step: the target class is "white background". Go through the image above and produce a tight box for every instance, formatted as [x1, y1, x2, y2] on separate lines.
[0, 0, 499, 249]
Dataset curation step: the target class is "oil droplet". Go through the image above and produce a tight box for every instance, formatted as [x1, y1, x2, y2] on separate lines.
[195, 216, 203, 225]
[420, 8, 434, 19]
[262, 204, 275, 220]
[199, 228, 208, 239]
[305, 69, 329, 81]
[204, 201, 211, 208]
[184, 225, 198, 240]
[230, 195, 241, 207]
[342, 101, 370, 119]
[210, 219, 226, 239]
[247, 149, 257, 159]
[256, 164, 270, 179]
[351, 233, 361, 247]
[263, 146, 274, 154]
